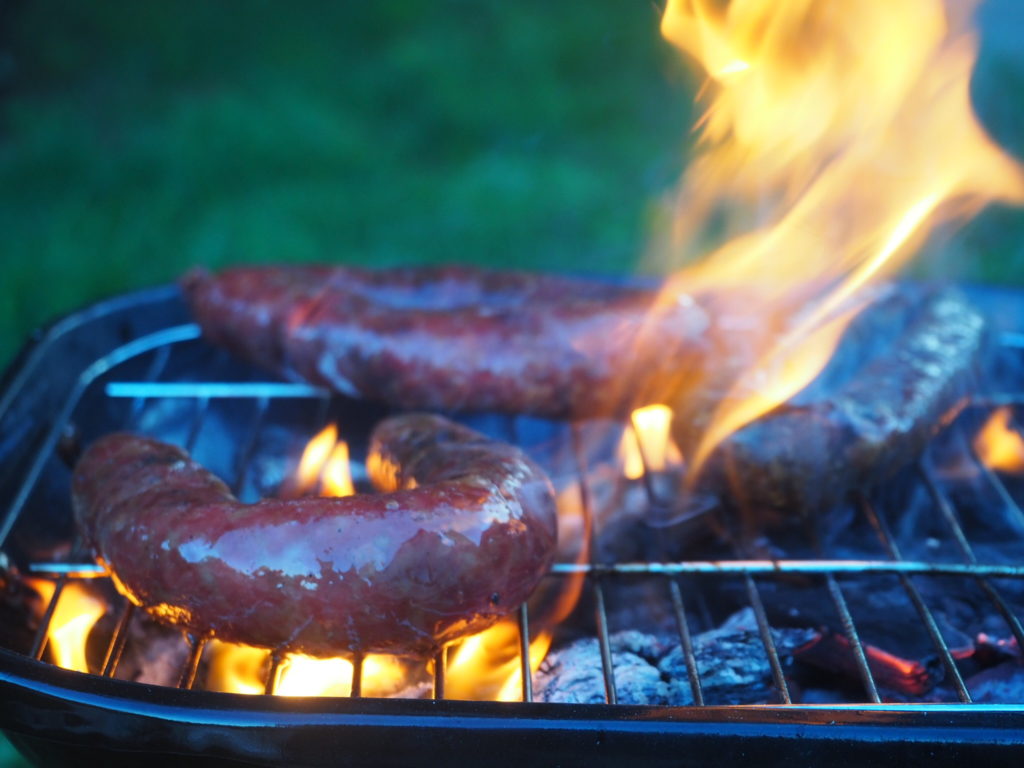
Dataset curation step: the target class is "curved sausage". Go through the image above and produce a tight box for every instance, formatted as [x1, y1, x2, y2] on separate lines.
[72, 414, 557, 657]
[181, 264, 709, 418]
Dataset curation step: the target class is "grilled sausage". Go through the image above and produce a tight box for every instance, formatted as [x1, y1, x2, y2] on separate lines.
[682, 286, 985, 523]
[72, 414, 557, 657]
[181, 264, 709, 418]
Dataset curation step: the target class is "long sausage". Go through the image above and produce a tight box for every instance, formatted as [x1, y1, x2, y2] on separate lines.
[181, 264, 709, 418]
[72, 414, 557, 657]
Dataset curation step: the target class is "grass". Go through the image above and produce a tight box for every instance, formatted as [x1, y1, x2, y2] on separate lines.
[0, 0, 695, 368]
[2, 2, 1024, 369]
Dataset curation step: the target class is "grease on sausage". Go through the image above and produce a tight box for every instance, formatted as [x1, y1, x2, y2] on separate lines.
[72, 414, 557, 657]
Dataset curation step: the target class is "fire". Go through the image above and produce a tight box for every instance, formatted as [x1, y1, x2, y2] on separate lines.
[294, 423, 355, 496]
[653, 0, 1024, 481]
[206, 640, 269, 695]
[446, 619, 552, 702]
[28, 579, 107, 673]
[296, 423, 356, 495]
[322, 441, 355, 497]
[206, 641, 407, 697]
[974, 407, 1024, 473]
[620, 404, 684, 479]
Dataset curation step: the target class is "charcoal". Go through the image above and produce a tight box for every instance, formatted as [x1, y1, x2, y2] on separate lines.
[535, 608, 817, 706]
[965, 661, 1024, 703]
[90, 613, 190, 687]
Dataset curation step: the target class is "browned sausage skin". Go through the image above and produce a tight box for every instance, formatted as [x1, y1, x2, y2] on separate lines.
[181, 264, 709, 418]
[72, 414, 557, 657]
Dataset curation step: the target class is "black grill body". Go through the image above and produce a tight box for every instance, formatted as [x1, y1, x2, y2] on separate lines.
[2, 284, 1024, 766]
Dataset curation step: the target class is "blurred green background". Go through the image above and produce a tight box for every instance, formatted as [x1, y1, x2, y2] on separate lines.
[1, 1, 1023, 764]
[0, 0, 698, 372]
[1, 1, 1023, 372]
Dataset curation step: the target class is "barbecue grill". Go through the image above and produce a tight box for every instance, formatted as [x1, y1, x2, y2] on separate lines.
[2, 283, 1024, 766]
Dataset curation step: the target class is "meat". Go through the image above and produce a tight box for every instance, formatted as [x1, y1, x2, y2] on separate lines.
[181, 264, 708, 418]
[182, 263, 983, 522]
[71, 414, 557, 657]
[681, 286, 986, 522]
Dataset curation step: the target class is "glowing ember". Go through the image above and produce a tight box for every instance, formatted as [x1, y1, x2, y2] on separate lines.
[620, 404, 684, 479]
[28, 579, 107, 673]
[654, 0, 1024, 482]
[975, 407, 1024, 473]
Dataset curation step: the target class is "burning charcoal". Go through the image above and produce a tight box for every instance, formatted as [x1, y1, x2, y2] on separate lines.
[535, 609, 817, 706]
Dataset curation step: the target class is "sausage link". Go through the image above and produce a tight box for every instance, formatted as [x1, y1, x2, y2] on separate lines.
[72, 414, 557, 657]
[181, 264, 708, 418]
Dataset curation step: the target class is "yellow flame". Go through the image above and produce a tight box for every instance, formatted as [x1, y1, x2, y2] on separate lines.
[446, 619, 552, 702]
[28, 580, 107, 673]
[206, 640, 270, 695]
[619, 404, 684, 479]
[322, 441, 355, 497]
[206, 641, 407, 697]
[295, 423, 338, 495]
[654, 0, 1024, 483]
[975, 407, 1024, 474]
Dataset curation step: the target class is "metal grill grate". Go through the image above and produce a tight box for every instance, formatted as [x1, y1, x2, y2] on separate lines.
[3, 318, 1024, 709]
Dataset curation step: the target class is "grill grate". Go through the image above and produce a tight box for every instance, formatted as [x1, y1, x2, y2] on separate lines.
[4, 317, 1024, 710]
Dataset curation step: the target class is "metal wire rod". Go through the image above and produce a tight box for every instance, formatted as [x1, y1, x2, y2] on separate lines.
[517, 602, 533, 703]
[667, 578, 704, 706]
[860, 495, 972, 703]
[824, 574, 881, 704]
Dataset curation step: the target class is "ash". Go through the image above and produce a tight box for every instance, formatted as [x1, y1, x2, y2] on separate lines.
[535, 608, 817, 705]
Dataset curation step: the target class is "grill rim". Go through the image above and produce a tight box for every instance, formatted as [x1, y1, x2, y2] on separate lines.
[6, 282, 1024, 763]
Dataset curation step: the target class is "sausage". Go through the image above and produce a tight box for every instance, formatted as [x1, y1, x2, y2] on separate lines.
[71, 414, 557, 657]
[180, 265, 709, 418]
[677, 286, 985, 524]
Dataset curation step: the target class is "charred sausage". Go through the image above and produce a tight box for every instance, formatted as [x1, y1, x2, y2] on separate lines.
[181, 264, 709, 418]
[681, 286, 985, 522]
[72, 414, 557, 656]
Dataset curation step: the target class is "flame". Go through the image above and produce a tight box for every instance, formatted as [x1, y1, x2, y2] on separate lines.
[206, 641, 407, 697]
[653, 0, 1024, 481]
[974, 407, 1024, 473]
[206, 640, 270, 695]
[294, 423, 355, 497]
[619, 404, 684, 479]
[446, 619, 552, 702]
[445, 481, 591, 702]
[28, 579, 107, 673]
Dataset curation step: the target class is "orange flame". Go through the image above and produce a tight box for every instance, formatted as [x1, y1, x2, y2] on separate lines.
[294, 423, 355, 497]
[206, 641, 407, 697]
[446, 619, 552, 702]
[206, 639, 269, 695]
[28, 579, 107, 673]
[322, 441, 355, 497]
[619, 404, 684, 479]
[974, 407, 1024, 474]
[654, 0, 1024, 482]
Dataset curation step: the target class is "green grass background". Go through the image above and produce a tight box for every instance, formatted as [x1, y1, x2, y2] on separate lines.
[0, 0, 698, 372]
[1, 2, 1023, 764]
